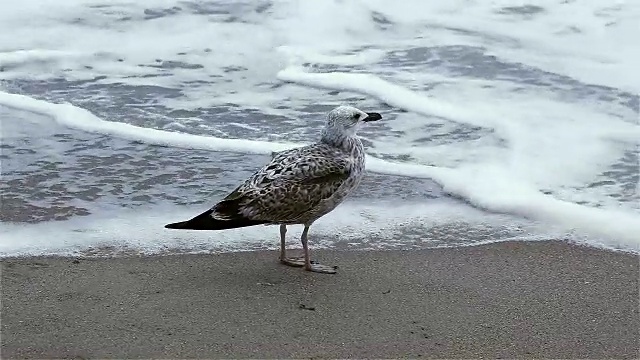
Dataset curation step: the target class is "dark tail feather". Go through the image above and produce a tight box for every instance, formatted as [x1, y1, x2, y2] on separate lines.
[164, 199, 268, 230]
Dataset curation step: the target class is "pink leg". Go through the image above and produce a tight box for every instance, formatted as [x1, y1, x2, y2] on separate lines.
[279, 224, 304, 267]
[301, 224, 336, 274]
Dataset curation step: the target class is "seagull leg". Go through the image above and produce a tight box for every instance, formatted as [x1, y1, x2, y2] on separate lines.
[301, 224, 336, 274]
[279, 224, 304, 267]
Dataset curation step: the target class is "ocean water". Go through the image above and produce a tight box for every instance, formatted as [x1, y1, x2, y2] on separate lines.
[0, 0, 638, 257]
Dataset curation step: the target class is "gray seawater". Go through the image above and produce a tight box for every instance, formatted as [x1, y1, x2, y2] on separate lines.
[3, 103, 544, 254]
[1, 1, 638, 256]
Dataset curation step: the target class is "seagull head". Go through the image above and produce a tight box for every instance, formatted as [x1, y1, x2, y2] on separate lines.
[324, 105, 382, 136]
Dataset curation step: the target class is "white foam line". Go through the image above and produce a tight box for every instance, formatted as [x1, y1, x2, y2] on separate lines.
[277, 66, 500, 130]
[1, 90, 638, 250]
[279, 67, 640, 141]
[276, 45, 387, 66]
[0, 91, 297, 155]
[0, 49, 82, 67]
[368, 158, 640, 249]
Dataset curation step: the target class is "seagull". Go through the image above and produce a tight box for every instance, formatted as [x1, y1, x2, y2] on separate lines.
[164, 105, 382, 274]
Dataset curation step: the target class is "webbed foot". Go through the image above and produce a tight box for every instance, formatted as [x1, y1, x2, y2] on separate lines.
[280, 256, 305, 267]
[304, 263, 337, 274]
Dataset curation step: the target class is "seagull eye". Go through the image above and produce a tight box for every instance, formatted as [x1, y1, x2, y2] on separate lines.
[352, 113, 360, 120]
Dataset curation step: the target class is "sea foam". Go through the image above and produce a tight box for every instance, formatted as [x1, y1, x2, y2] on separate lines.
[1, 91, 638, 252]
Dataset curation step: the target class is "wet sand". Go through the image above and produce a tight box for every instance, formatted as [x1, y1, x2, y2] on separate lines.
[1, 240, 638, 359]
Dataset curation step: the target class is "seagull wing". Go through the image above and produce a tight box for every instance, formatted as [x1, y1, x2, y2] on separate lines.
[216, 144, 353, 223]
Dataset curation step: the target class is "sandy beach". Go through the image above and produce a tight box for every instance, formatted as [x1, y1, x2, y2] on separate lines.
[1, 240, 638, 359]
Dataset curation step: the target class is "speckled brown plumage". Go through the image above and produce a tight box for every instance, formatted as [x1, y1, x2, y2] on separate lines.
[217, 139, 363, 225]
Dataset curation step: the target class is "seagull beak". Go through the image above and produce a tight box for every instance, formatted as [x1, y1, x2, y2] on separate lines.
[363, 112, 382, 122]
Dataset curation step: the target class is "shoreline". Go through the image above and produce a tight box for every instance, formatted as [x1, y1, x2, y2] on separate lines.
[2, 240, 638, 358]
[2, 236, 637, 261]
